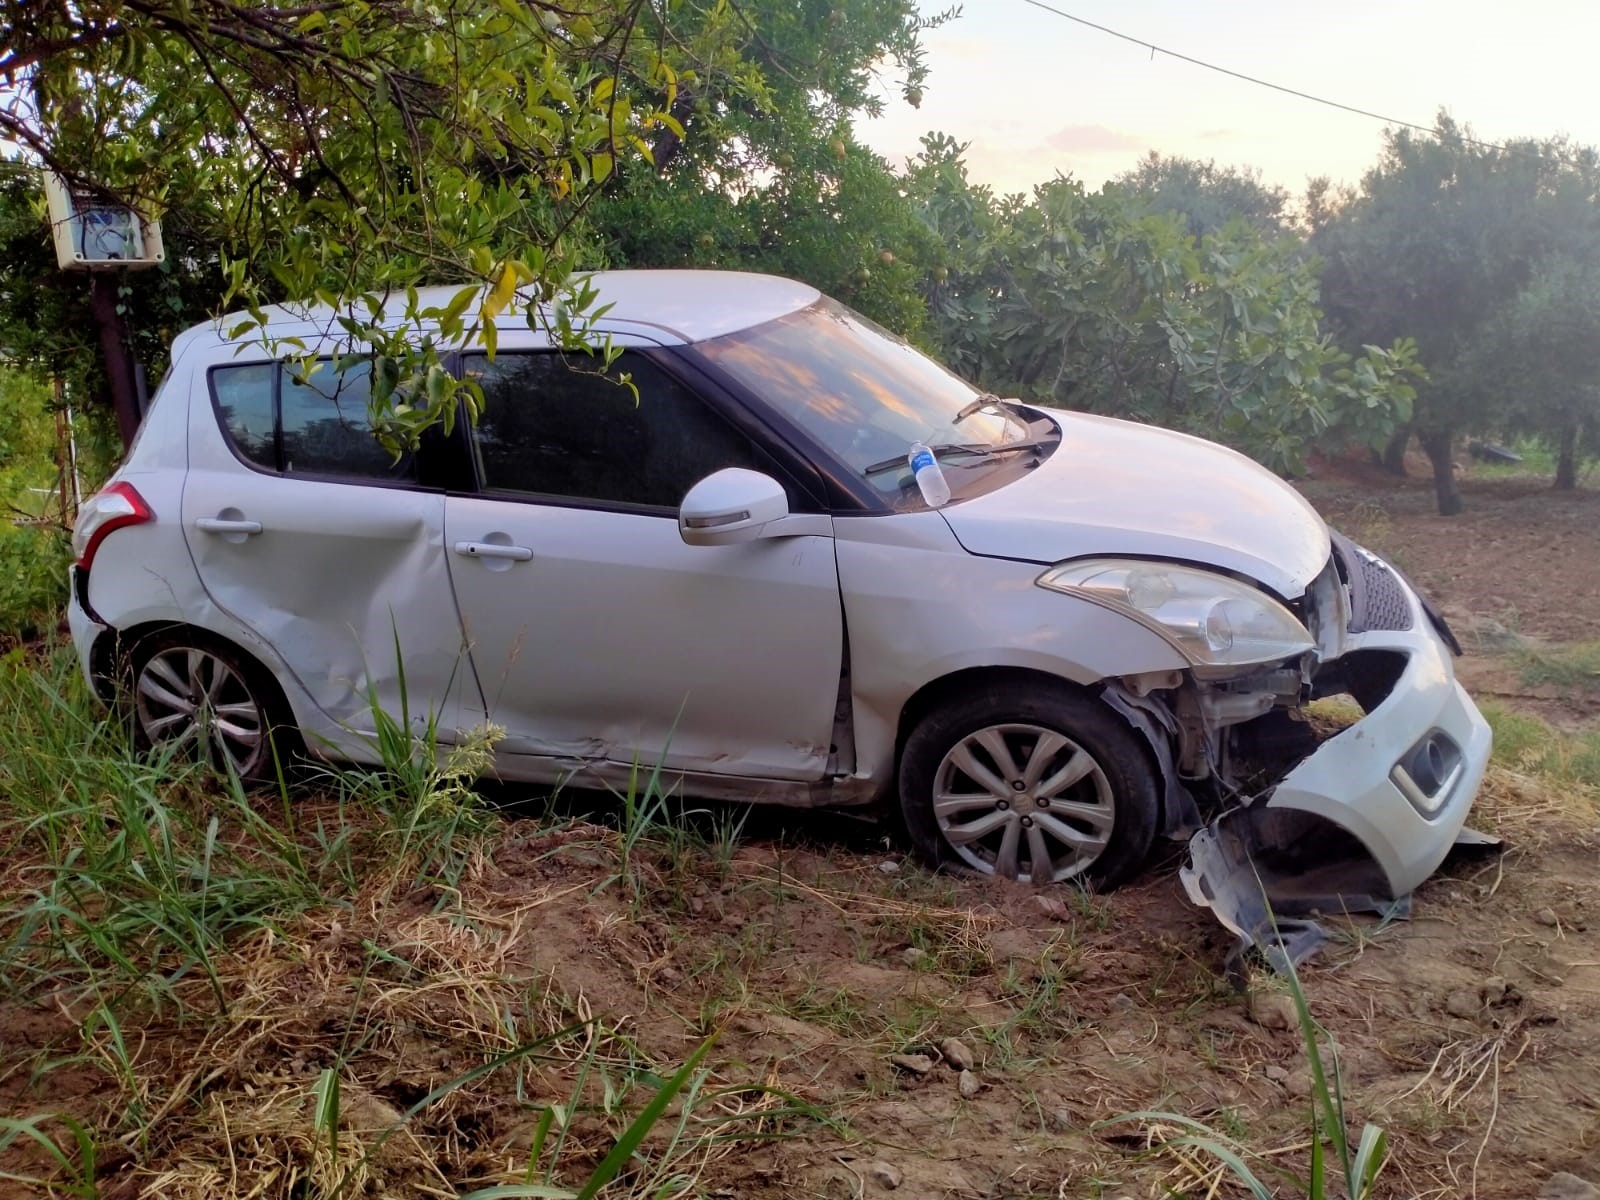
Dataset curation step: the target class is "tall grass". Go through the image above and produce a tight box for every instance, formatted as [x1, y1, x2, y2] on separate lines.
[0, 639, 802, 1198]
[0, 647, 330, 1012]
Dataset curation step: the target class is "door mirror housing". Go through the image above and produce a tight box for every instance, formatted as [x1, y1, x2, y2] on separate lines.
[679, 469, 791, 546]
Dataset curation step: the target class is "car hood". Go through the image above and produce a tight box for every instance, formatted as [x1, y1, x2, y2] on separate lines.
[940, 411, 1331, 598]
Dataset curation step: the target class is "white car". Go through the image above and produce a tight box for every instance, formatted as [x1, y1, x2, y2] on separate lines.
[68, 270, 1490, 950]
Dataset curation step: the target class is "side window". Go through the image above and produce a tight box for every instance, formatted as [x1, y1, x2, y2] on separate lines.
[212, 363, 275, 469]
[281, 361, 411, 480]
[463, 352, 758, 508]
[208, 359, 413, 482]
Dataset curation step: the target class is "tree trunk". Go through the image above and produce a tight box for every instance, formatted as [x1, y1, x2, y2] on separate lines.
[89, 272, 142, 451]
[1553, 422, 1579, 490]
[1418, 429, 1462, 515]
[1380, 425, 1411, 475]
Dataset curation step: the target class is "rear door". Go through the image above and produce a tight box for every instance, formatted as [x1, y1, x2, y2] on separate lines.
[444, 343, 843, 781]
[182, 354, 482, 739]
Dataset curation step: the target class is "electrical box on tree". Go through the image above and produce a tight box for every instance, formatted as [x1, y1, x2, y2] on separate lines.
[42, 172, 164, 271]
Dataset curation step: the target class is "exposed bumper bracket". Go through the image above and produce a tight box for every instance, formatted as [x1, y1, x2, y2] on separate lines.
[1182, 806, 1503, 984]
[1180, 805, 1408, 987]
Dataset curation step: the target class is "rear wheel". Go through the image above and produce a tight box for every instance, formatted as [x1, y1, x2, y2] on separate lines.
[899, 683, 1159, 889]
[127, 632, 289, 782]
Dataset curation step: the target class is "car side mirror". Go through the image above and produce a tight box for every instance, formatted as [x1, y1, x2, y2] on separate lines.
[679, 469, 791, 546]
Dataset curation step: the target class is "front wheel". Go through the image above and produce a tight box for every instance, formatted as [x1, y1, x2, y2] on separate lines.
[899, 683, 1160, 890]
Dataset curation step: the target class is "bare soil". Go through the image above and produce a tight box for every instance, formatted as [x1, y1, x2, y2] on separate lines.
[1298, 462, 1600, 645]
[4, 467, 1599, 1199]
[1299, 461, 1600, 730]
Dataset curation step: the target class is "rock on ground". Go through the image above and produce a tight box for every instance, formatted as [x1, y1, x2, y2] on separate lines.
[869, 1161, 903, 1191]
[1541, 1173, 1600, 1200]
[1247, 991, 1298, 1032]
[889, 1053, 934, 1076]
[939, 1037, 974, 1070]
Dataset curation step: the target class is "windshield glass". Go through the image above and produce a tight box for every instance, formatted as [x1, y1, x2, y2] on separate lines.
[693, 299, 1019, 496]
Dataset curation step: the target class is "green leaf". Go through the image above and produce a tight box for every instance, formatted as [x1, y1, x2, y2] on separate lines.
[1351, 1123, 1389, 1198]
[312, 1068, 340, 1156]
[573, 1038, 716, 1200]
[443, 284, 479, 324]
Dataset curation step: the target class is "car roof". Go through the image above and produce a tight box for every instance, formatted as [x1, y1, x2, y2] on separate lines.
[171, 269, 820, 362]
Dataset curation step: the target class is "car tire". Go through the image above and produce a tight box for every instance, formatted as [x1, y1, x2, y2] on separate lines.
[125, 630, 294, 784]
[899, 682, 1160, 890]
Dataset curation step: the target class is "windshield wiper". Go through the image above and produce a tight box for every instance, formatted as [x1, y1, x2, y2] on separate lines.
[954, 393, 1036, 440]
[953, 393, 1005, 424]
[862, 438, 1055, 477]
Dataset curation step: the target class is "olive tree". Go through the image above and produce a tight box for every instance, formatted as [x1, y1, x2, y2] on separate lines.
[1314, 114, 1600, 512]
[901, 148, 1420, 476]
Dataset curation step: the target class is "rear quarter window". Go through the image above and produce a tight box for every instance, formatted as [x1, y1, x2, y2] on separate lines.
[211, 363, 275, 469]
[208, 360, 413, 482]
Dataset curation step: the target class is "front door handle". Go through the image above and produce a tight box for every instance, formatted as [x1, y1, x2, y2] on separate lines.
[453, 540, 533, 562]
[195, 517, 263, 535]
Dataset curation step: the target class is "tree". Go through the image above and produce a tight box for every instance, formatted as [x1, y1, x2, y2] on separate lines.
[1116, 152, 1291, 239]
[1462, 249, 1600, 489]
[1313, 114, 1600, 513]
[587, 1, 951, 336]
[2, 1, 936, 450]
[897, 146, 1418, 475]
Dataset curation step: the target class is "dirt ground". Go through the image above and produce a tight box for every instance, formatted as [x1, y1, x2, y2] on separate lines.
[1300, 460, 1600, 733]
[1298, 456, 1600, 648]
[4, 466, 1599, 1199]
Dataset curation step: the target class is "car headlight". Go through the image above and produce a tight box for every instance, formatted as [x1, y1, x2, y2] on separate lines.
[1037, 559, 1316, 667]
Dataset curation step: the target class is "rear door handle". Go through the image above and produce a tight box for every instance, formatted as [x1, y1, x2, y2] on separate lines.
[453, 540, 533, 562]
[195, 517, 263, 535]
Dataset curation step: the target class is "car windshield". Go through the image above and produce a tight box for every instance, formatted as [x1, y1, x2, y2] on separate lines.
[693, 298, 1022, 497]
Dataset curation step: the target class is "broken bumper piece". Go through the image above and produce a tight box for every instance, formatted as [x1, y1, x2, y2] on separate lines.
[1182, 565, 1494, 979]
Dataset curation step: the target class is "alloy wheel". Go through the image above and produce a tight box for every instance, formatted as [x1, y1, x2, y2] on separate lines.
[134, 646, 267, 777]
[931, 722, 1115, 883]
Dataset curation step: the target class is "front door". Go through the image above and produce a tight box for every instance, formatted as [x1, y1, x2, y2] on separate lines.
[444, 348, 843, 781]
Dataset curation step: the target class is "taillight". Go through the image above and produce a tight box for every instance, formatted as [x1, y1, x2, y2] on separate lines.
[73, 482, 153, 570]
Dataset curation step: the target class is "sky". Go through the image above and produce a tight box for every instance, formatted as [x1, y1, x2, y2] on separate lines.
[857, 0, 1600, 199]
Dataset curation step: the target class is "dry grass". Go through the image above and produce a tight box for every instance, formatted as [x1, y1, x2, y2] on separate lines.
[5, 645, 1600, 1199]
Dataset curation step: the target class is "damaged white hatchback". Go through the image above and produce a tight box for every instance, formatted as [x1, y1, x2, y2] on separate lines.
[69, 270, 1492, 964]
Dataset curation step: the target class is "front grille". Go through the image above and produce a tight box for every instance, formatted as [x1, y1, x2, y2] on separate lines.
[1345, 546, 1413, 634]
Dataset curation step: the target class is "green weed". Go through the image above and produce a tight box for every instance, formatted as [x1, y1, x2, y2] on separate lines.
[1481, 700, 1600, 791]
[1515, 639, 1600, 694]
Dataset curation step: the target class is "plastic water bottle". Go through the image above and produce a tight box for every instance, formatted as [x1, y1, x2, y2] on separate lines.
[908, 442, 951, 507]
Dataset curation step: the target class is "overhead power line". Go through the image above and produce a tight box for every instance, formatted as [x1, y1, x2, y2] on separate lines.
[1015, 0, 1554, 160]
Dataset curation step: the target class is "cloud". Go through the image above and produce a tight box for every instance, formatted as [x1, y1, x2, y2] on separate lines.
[1042, 124, 1146, 154]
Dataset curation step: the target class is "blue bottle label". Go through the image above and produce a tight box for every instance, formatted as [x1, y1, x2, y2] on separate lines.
[909, 448, 935, 474]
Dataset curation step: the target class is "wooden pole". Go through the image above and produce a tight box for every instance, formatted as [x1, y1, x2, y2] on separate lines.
[88, 271, 141, 452]
[53, 377, 70, 525]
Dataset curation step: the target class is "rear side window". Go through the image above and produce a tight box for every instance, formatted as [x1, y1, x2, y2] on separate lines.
[281, 361, 404, 478]
[463, 351, 758, 509]
[210, 361, 412, 482]
[212, 363, 275, 469]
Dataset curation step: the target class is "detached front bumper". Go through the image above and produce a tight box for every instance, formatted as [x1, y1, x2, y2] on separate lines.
[1267, 616, 1491, 897]
[1182, 546, 1494, 971]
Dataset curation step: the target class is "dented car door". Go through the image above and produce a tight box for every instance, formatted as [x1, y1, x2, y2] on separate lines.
[446, 347, 844, 783]
[182, 354, 482, 737]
